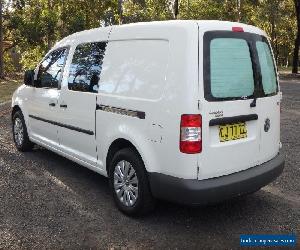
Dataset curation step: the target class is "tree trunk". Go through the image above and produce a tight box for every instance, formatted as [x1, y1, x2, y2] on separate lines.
[61, 0, 65, 36]
[47, 0, 53, 50]
[174, 0, 179, 19]
[118, 0, 123, 24]
[237, 0, 241, 22]
[292, 34, 300, 73]
[270, 13, 279, 65]
[292, 0, 300, 73]
[0, 0, 4, 79]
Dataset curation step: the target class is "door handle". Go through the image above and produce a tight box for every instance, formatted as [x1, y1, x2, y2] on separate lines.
[49, 103, 56, 107]
[209, 114, 258, 126]
[60, 104, 68, 108]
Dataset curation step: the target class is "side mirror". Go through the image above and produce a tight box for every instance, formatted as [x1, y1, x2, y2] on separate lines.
[24, 70, 35, 86]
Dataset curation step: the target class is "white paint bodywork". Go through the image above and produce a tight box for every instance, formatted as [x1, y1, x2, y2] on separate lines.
[12, 20, 281, 181]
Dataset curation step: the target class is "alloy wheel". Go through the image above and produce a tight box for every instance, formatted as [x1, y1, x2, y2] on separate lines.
[113, 160, 139, 207]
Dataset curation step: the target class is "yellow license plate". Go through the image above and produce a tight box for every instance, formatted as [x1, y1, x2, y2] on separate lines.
[219, 122, 247, 142]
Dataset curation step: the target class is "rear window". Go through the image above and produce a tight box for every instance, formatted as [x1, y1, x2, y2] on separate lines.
[204, 31, 278, 101]
[256, 41, 277, 95]
[210, 38, 254, 98]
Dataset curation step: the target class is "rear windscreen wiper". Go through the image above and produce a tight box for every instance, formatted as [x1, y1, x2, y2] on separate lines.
[250, 95, 257, 108]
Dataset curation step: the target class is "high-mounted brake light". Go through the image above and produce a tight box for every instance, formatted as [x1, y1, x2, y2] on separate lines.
[232, 27, 244, 32]
[180, 114, 202, 154]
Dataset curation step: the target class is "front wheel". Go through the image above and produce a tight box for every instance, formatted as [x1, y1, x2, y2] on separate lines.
[109, 148, 155, 216]
[12, 111, 34, 152]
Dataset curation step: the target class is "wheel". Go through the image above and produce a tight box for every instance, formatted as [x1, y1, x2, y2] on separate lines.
[109, 148, 155, 216]
[12, 111, 34, 152]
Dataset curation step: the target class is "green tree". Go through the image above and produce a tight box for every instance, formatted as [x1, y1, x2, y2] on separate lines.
[1, 0, 298, 73]
[0, 0, 4, 78]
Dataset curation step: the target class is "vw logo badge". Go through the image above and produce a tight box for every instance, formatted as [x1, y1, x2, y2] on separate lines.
[264, 118, 270, 132]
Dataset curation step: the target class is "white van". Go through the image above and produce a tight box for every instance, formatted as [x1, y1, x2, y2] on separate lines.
[11, 20, 284, 215]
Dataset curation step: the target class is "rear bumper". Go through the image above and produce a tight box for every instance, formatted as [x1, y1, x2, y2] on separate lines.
[148, 153, 285, 205]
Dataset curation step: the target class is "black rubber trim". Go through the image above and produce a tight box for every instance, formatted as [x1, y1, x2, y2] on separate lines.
[29, 115, 94, 135]
[96, 104, 145, 119]
[148, 153, 284, 205]
[209, 114, 258, 126]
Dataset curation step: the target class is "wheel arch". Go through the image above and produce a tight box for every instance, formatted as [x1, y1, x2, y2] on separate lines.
[11, 105, 22, 120]
[106, 138, 141, 176]
[11, 103, 30, 136]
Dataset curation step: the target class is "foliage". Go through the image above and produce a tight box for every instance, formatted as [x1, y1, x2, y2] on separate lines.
[3, 51, 14, 72]
[20, 45, 45, 70]
[252, 0, 296, 66]
[1, 0, 298, 73]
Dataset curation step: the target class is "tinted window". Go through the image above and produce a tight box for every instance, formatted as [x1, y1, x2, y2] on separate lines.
[210, 38, 254, 98]
[256, 41, 277, 95]
[68, 42, 106, 93]
[36, 48, 67, 88]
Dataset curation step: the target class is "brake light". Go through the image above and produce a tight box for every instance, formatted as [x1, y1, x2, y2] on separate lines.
[180, 114, 202, 154]
[232, 27, 244, 32]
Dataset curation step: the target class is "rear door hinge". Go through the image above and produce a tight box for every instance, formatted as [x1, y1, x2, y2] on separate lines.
[197, 100, 201, 110]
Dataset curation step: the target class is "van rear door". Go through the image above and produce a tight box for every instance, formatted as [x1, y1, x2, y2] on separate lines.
[199, 28, 280, 180]
[255, 41, 281, 163]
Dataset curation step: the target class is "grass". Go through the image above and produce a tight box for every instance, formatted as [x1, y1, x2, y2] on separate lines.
[278, 66, 299, 74]
[0, 77, 22, 104]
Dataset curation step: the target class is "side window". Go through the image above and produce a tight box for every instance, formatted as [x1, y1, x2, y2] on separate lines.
[98, 40, 169, 101]
[36, 48, 68, 88]
[68, 42, 107, 93]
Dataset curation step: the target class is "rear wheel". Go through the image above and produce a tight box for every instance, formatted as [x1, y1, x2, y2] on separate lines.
[12, 111, 34, 151]
[109, 148, 155, 216]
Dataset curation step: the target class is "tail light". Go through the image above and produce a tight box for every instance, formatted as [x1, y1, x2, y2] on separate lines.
[180, 114, 202, 154]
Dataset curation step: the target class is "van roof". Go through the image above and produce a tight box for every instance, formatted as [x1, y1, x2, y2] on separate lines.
[54, 20, 267, 49]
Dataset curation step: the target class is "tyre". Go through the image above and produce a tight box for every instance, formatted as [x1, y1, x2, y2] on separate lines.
[12, 110, 34, 152]
[109, 148, 155, 216]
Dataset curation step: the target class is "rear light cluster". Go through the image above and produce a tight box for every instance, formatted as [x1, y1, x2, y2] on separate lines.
[180, 114, 202, 154]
